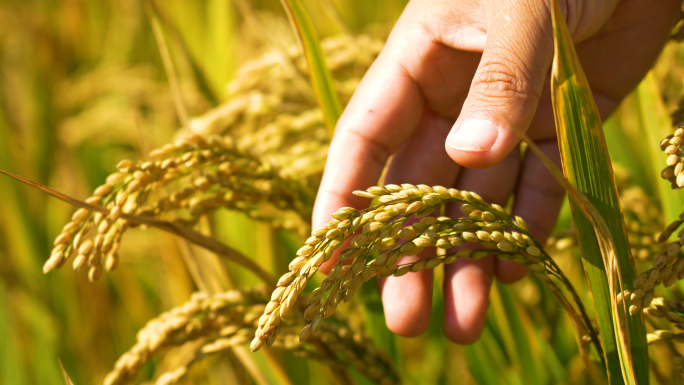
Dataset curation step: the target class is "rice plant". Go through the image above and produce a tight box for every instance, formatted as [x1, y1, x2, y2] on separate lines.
[3, 0, 684, 384]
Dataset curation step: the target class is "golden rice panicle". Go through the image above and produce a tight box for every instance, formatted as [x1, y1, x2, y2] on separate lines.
[642, 297, 684, 346]
[104, 292, 250, 385]
[250, 206, 361, 352]
[46, 133, 315, 281]
[144, 133, 315, 232]
[44, 160, 146, 281]
[660, 125, 684, 189]
[620, 213, 684, 315]
[103, 288, 269, 385]
[105, 287, 398, 385]
[256, 184, 557, 351]
[153, 320, 400, 385]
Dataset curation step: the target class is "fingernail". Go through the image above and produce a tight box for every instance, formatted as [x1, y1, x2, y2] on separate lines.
[447, 118, 498, 152]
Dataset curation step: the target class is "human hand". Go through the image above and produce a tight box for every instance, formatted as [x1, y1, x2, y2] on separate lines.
[313, 0, 681, 343]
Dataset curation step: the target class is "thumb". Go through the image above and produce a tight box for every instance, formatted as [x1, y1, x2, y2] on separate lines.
[446, 1, 556, 169]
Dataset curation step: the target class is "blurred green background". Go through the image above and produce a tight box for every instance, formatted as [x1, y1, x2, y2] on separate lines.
[1, 0, 684, 384]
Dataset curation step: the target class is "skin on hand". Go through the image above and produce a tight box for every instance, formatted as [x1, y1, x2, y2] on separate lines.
[313, 0, 682, 343]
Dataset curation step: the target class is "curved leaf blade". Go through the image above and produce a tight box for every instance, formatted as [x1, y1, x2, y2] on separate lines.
[549, 1, 648, 384]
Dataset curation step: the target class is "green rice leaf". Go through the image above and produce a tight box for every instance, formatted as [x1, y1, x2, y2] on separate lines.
[280, 0, 342, 137]
[549, 1, 648, 384]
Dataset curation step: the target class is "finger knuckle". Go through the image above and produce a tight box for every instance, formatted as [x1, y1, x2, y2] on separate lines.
[470, 57, 535, 103]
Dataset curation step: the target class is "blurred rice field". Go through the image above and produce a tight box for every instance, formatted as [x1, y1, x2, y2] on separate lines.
[2, 0, 684, 384]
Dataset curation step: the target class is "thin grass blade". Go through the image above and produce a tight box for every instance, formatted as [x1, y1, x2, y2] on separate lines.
[280, 0, 342, 137]
[145, 0, 190, 131]
[148, 0, 221, 105]
[58, 360, 75, 385]
[549, 1, 648, 383]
